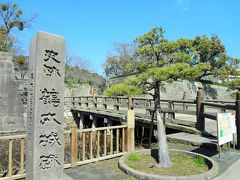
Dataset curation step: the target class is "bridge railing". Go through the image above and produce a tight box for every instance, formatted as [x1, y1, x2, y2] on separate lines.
[66, 94, 237, 124]
[64, 125, 128, 168]
[196, 87, 240, 146]
[0, 124, 129, 179]
[65, 95, 198, 116]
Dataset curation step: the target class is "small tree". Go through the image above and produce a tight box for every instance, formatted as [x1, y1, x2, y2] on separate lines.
[14, 55, 28, 79]
[104, 42, 139, 78]
[105, 27, 200, 168]
[0, 2, 34, 34]
[105, 27, 240, 168]
[0, 1, 35, 52]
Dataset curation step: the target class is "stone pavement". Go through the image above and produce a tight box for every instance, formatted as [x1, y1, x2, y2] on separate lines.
[64, 157, 135, 180]
[214, 155, 240, 180]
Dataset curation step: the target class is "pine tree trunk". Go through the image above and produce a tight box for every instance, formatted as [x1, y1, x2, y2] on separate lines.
[154, 82, 172, 168]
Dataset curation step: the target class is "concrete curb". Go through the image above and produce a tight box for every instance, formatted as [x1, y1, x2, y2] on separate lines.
[119, 149, 219, 180]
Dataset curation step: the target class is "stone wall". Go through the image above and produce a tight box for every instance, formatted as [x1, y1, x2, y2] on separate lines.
[160, 80, 233, 100]
[109, 76, 233, 101]
[0, 52, 25, 134]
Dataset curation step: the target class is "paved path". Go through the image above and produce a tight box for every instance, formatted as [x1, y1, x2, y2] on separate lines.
[65, 157, 135, 180]
[214, 158, 240, 180]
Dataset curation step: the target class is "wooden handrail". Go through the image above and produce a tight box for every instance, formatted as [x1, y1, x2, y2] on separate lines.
[0, 134, 26, 140]
[203, 102, 236, 110]
[77, 125, 127, 133]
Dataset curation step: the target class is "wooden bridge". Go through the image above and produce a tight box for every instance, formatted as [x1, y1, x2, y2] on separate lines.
[67, 87, 240, 145]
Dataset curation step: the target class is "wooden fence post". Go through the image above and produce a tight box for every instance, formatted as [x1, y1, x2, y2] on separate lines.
[93, 95, 97, 108]
[71, 126, 78, 167]
[71, 90, 75, 107]
[128, 96, 133, 110]
[196, 87, 205, 131]
[236, 87, 240, 148]
[103, 97, 107, 109]
[126, 110, 135, 152]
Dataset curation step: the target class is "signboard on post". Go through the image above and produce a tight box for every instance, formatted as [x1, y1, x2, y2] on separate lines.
[217, 113, 233, 146]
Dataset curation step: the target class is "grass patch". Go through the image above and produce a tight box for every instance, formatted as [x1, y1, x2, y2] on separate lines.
[126, 152, 143, 169]
[127, 153, 143, 161]
[125, 151, 209, 176]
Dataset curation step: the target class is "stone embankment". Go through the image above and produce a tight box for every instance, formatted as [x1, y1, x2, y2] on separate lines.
[0, 52, 25, 134]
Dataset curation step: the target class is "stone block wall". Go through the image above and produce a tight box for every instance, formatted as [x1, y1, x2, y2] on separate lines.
[0, 52, 25, 134]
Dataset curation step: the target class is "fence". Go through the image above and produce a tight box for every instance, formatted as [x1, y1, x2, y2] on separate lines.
[0, 135, 25, 179]
[0, 123, 132, 179]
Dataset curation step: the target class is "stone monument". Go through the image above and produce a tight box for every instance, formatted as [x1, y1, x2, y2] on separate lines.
[26, 32, 71, 179]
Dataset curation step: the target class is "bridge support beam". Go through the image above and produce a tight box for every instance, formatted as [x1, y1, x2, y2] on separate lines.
[106, 119, 113, 136]
[91, 115, 97, 128]
[79, 114, 84, 129]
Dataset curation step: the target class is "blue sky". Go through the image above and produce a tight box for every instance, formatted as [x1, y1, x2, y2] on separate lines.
[11, 0, 240, 76]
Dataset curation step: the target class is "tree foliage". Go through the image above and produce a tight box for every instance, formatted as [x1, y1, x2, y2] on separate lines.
[0, 27, 13, 51]
[0, 2, 26, 34]
[104, 43, 139, 78]
[65, 50, 106, 89]
[190, 35, 239, 81]
[14, 55, 28, 79]
[104, 26, 239, 168]
[0, 1, 35, 52]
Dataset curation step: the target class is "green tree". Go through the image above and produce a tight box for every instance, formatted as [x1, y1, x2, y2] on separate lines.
[105, 27, 240, 168]
[0, 1, 35, 51]
[104, 43, 139, 78]
[190, 35, 239, 82]
[105, 27, 198, 168]
[0, 2, 26, 33]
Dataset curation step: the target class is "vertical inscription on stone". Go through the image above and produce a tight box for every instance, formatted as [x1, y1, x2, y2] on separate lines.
[26, 32, 65, 180]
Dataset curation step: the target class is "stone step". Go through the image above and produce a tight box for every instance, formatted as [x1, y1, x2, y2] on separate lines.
[167, 132, 217, 148]
[167, 118, 196, 128]
[165, 123, 200, 135]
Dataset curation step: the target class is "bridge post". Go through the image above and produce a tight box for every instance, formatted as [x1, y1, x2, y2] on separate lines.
[93, 94, 97, 109]
[114, 97, 120, 111]
[168, 101, 174, 119]
[71, 90, 75, 107]
[196, 87, 205, 131]
[128, 96, 133, 110]
[103, 97, 107, 109]
[236, 87, 240, 148]
[126, 110, 135, 152]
